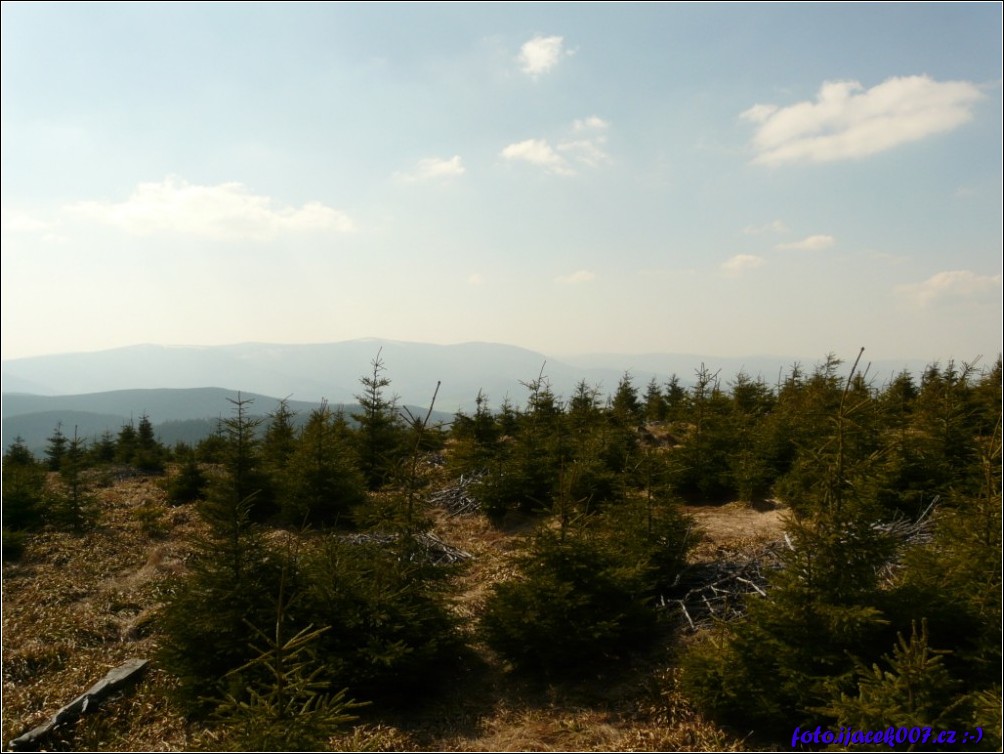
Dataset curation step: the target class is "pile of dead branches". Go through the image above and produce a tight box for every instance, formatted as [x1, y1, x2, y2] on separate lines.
[427, 472, 484, 516]
[875, 501, 937, 544]
[875, 500, 937, 580]
[341, 531, 473, 565]
[666, 540, 786, 631]
[667, 503, 938, 631]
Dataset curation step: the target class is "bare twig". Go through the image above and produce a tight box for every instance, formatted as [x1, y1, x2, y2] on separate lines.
[428, 472, 485, 516]
[667, 501, 936, 631]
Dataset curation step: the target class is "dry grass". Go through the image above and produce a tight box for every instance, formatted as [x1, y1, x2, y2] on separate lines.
[683, 500, 787, 563]
[2, 474, 202, 750]
[2, 467, 757, 751]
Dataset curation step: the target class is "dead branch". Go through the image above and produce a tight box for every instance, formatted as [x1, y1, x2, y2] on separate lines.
[341, 531, 473, 565]
[666, 502, 938, 632]
[427, 472, 484, 516]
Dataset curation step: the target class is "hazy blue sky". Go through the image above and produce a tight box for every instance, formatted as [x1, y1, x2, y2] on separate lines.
[2, 3, 1001, 363]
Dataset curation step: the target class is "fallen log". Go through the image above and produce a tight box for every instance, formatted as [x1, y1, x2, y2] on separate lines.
[9, 658, 148, 752]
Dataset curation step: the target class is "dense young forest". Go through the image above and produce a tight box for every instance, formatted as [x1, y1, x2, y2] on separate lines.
[2, 351, 1001, 751]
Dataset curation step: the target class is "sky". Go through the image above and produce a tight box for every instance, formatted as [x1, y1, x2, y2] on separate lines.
[2, 3, 1001, 364]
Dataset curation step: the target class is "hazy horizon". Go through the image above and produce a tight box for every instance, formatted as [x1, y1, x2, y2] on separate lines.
[3, 4, 1001, 362]
[2, 335, 986, 369]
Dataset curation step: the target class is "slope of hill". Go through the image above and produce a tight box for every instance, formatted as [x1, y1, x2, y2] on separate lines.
[2, 388, 323, 423]
[1, 388, 453, 453]
[2, 410, 131, 454]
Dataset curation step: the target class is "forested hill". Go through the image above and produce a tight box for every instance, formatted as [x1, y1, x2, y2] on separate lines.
[2, 388, 322, 423]
[1, 388, 453, 453]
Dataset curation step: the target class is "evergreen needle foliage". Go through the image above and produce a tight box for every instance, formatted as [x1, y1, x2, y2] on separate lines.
[2, 438, 45, 532]
[158, 490, 282, 709]
[821, 621, 971, 735]
[160, 395, 285, 708]
[297, 532, 463, 703]
[278, 401, 365, 526]
[210, 623, 364, 752]
[48, 427, 97, 529]
[353, 350, 407, 490]
[481, 516, 685, 678]
[681, 351, 1002, 744]
[166, 452, 208, 505]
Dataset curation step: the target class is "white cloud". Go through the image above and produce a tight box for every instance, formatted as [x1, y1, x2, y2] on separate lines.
[468, 272, 484, 286]
[743, 219, 789, 235]
[721, 254, 766, 276]
[2, 209, 52, 233]
[776, 234, 835, 251]
[572, 115, 609, 132]
[517, 35, 567, 77]
[555, 269, 597, 285]
[501, 138, 573, 175]
[741, 75, 984, 165]
[896, 270, 1002, 307]
[740, 103, 778, 124]
[66, 176, 354, 241]
[502, 117, 612, 175]
[557, 137, 610, 168]
[393, 155, 465, 183]
[1, 209, 67, 243]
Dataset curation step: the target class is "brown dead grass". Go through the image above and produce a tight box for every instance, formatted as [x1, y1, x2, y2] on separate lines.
[2, 467, 761, 752]
[1, 474, 204, 750]
[684, 500, 787, 563]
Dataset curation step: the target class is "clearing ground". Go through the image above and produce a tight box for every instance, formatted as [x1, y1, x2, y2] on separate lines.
[2, 471, 783, 751]
[683, 500, 786, 557]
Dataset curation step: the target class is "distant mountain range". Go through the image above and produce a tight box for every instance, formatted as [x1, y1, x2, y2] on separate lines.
[2, 339, 937, 453]
[1, 338, 934, 407]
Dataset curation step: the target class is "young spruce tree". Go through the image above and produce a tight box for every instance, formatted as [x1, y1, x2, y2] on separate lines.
[159, 394, 282, 709]
[353, 350, 405, 490]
